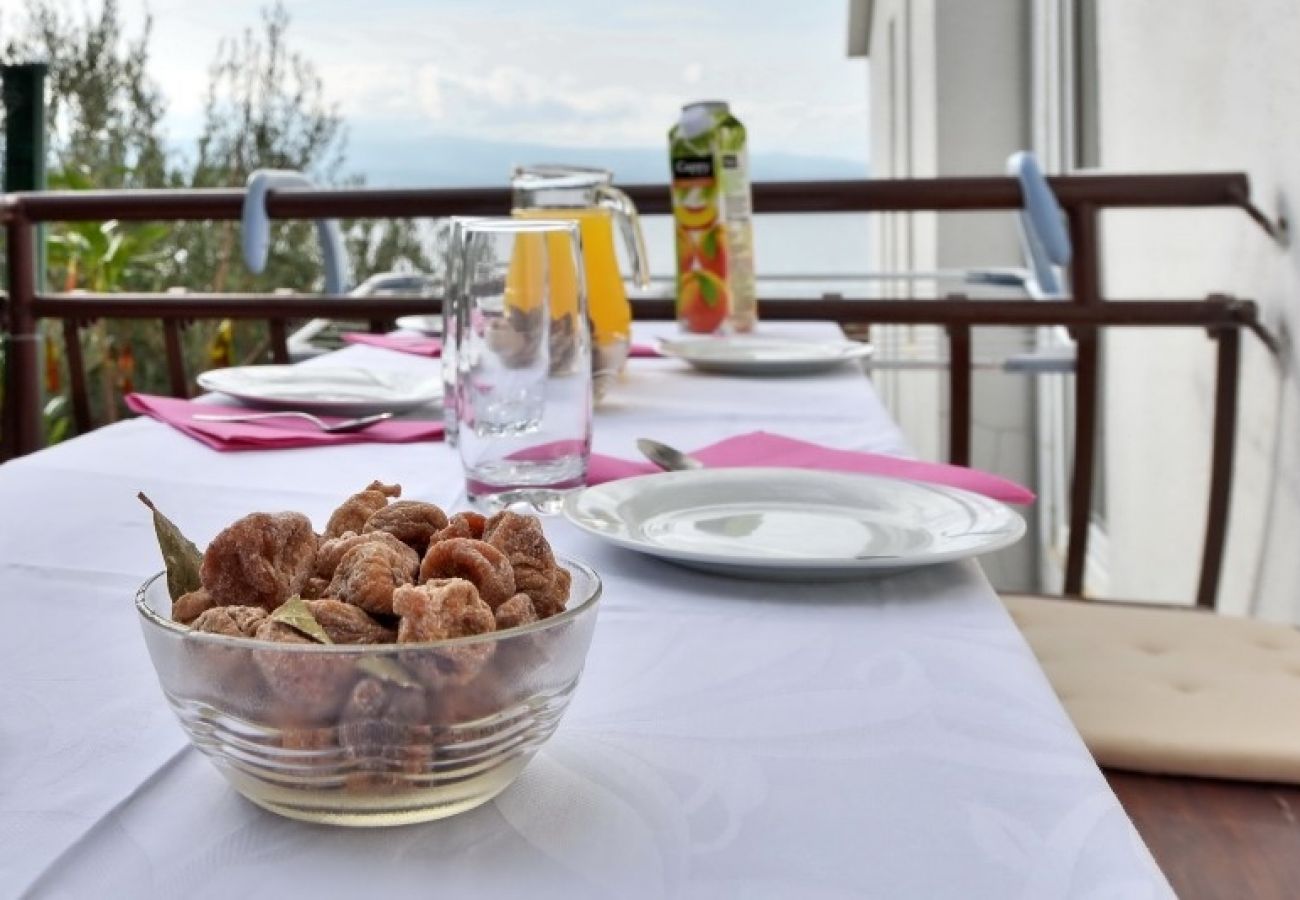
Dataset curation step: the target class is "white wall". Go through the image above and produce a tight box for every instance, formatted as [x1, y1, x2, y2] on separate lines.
[868, 0, 945, 466]
[866, 0, 1041, 591]
[1094, 1, 1300, 619]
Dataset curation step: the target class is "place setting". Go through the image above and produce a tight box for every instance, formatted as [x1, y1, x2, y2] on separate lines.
[655, 332, 875, 376]
[123, 363, 445, 451]
[564, 433, 1029, 581]
[195, 365, 443, 416]
[124, 392, 444, 451]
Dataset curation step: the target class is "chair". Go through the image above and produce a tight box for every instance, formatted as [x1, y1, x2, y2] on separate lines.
[977, 164, 1299, 787]
[1000, 591, 1300, 898]
[1004, 593, 1300, 782]
[982, 161, 1300, 896]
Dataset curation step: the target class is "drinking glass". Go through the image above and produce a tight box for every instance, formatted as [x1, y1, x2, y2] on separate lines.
[441, 216, 483, 448]
[450, 218, 591, 513]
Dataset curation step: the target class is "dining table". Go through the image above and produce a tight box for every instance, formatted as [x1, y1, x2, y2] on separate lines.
[0, 320, 1172, 898]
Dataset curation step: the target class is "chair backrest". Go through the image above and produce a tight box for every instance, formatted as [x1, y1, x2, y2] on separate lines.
[1007, 151, 1072, 298]
[242, 169, 352, 295]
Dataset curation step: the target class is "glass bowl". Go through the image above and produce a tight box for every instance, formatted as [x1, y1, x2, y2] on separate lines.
[135, 558, 601, 827]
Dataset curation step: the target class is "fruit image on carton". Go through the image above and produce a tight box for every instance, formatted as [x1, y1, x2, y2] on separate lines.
[668, 101, 757, 335]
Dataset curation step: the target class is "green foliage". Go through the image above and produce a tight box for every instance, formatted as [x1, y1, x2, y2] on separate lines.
[46, 165, 172, 290]
[163, 3, 430, 297]
[43, 394, 70, 444]
[169, 3, 347, 295]
[0, 0, 436, 440]
[137, 491, 204, 601]
[4, 0, 168, 189]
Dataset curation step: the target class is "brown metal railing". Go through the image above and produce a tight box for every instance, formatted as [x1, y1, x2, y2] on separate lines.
[0, 174, 1281, 608]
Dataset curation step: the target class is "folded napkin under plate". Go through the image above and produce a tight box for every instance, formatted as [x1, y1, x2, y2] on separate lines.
[341, 332, 661, 360]
[125, 393, 444, 452]
[588, 431, 1034, 505]
[341, 333, 443, 356]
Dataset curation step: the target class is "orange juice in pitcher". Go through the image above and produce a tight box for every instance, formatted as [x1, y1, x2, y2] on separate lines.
[511, 165, 650, 397]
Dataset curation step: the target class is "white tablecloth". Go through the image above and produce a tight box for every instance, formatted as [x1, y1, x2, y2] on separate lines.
[0, 322, 1170, 899]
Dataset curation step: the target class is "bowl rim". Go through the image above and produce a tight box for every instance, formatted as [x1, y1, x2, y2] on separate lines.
[136, 555, 602, 654]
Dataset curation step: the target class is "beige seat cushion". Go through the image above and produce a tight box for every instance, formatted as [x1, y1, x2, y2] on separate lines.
[1004, 593, 1300, 783]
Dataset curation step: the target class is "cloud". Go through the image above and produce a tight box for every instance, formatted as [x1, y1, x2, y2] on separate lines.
[301, 3, 868, 157]
[116, 0, 869, 162]
[415, 66, 444, 119]
[325, 58, 866, 159]
[365, 62, 683, 148]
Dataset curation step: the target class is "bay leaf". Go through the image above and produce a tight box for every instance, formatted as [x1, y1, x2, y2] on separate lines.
[356, 657, 421, 689]
[138, 492, 203, 601]
[270, 596, 333, 644]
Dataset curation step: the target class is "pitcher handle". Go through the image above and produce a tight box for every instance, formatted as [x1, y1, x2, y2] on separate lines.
[596, 185, 652, 290]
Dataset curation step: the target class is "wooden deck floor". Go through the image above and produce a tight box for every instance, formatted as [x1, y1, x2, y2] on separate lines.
[1107, 770, 1300, 899]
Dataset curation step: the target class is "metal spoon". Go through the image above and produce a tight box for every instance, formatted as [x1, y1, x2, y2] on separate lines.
[191, 410, 394, 433]
[636, 438, 704, 472]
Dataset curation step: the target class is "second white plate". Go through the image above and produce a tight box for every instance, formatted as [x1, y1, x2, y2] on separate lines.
[197, 366, 442, 417]
[564, 467, 1025, 580]
[395, 315, 443, 336]
[657, 335, 874, 375]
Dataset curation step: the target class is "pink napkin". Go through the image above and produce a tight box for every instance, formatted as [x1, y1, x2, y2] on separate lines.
[343, 332, 649, 361]
[588, 431, 1035, 504]
[342, 332, 442, 357]
[125, 393, 444, 452]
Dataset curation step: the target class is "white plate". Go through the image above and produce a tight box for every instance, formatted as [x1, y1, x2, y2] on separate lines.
[395, 315, 443, 336]
[197, 366, 442, 417]
[563, 467, 1025, 580]
[657, 335, 874, 375]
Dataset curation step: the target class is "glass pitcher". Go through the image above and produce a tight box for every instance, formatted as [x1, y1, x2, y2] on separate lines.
[511, 165, 650, 393]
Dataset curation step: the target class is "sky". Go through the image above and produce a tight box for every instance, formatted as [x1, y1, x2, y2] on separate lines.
[3, 0, 870, 186]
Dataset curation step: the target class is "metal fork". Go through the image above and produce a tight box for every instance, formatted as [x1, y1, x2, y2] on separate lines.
[191, 411, 394, 433]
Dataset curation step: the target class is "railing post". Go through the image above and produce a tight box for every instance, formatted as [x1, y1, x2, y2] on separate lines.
[1197, 320, 1240, 610]
[2, 63, 48, 461]
[946, 321, 972, 466]
[1064, 202, 1101, 596]
[161, 321, 190, 398]
[268, 320, 291, 364]
[62, 319, 92, 431]
[3, 62, 47, 258]
[4, 217, 41, 457]
[3, 64, 48, 292]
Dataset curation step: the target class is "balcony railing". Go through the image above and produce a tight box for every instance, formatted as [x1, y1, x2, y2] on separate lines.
[0, 174, 1281, 608]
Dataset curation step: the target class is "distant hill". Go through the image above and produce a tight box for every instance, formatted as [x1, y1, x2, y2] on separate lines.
[344, 131, 869, 188]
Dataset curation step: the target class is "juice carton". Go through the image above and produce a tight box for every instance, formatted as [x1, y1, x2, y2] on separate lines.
[669, 101, 757, 333]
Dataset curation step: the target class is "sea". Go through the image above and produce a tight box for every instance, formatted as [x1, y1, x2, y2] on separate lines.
[640, 213, 872, 281]
[350, 134, 874, 283]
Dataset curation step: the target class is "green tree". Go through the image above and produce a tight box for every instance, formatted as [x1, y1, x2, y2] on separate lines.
[164, 3, 430, 296]
[3, 0, 167, 191]
[158, 3, 432, 364]
[2, 0, 173, 429]
[2, 0, 435, 434]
